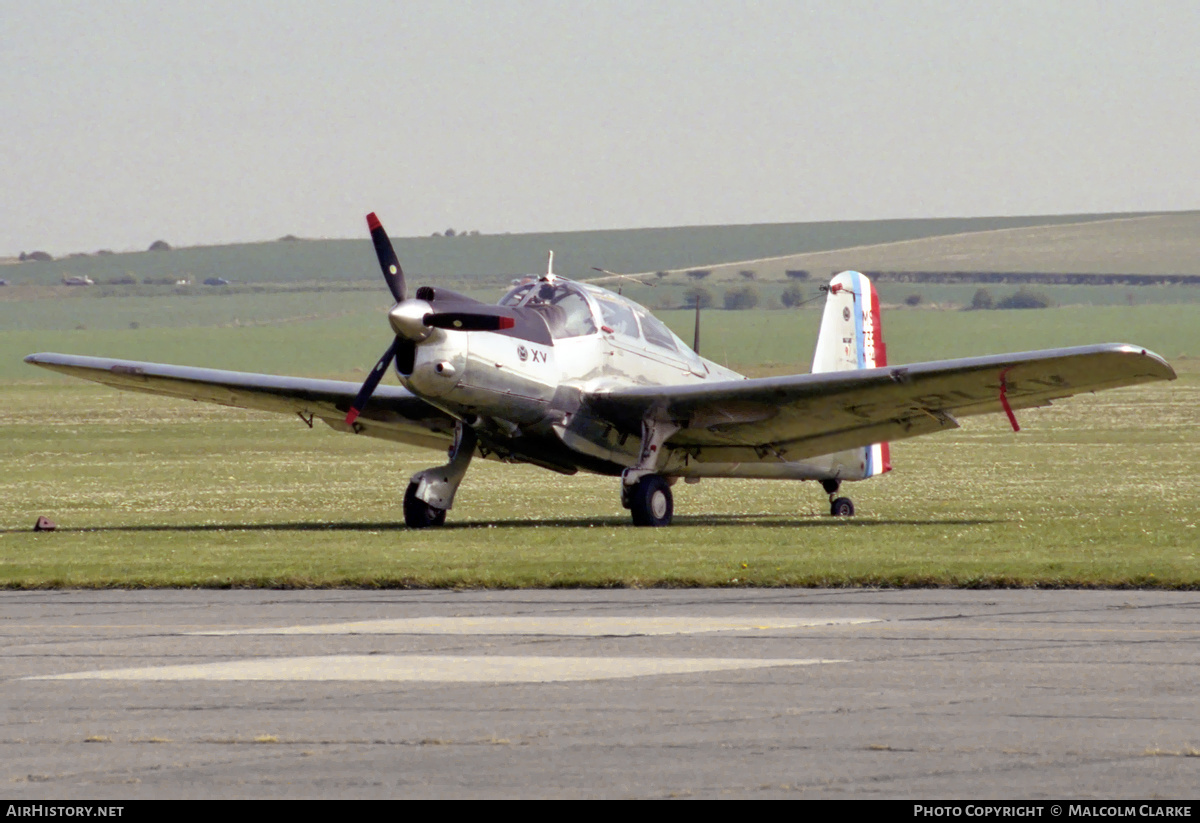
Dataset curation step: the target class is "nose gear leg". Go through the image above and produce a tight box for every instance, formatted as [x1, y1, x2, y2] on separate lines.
[404, 422, 477, 528]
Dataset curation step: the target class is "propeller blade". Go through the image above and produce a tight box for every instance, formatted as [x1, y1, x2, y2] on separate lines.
[692, 296, 702, 354]
[424, 312, 516, 332]
[367, 212, 406, 303]
[345, 338, 399, 425]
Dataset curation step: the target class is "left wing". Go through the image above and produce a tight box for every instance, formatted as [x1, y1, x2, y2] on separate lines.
[585, 343, 1175, 464]
[24, 353, 458, 451]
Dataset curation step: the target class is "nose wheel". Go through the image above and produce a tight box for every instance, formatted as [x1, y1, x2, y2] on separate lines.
[404, 482, 447, 528]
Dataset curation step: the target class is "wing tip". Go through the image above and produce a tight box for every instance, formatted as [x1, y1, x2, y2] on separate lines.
[24, 352, 55, 367]
[1110, 343, 1177, 381]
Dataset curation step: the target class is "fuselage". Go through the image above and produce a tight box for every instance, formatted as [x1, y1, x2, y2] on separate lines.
[395, 277, 739, 475]
[392, 275, 873, 484]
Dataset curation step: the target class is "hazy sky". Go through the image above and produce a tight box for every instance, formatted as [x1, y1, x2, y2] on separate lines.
[4, 0, 1198, 256]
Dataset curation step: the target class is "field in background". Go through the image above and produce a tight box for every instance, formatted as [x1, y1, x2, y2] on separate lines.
[3, 212, 1196, 588]
[5, 303, 1197, 385]
[6, 210, 1198, 288]
[4, 303, 1195, 588]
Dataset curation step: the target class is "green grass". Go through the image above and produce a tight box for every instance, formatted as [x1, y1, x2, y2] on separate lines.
[6, 302, 1197, 385]
[656, 304, 1200, 370]
[4, 276, 1197, 589]
[6, 211, 1198, 589]
[0, 286, 387, 332]
[871, 282, 1200, 308]
[1, 358, 1195, 588]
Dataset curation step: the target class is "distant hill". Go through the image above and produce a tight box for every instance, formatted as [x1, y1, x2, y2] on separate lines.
[711, 212, 1200, 281]
[4, 212, 1177, 288]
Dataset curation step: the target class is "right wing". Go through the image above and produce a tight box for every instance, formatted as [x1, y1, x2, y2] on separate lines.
[24, 353, 457, 451]
[585, 343, 1176, 465]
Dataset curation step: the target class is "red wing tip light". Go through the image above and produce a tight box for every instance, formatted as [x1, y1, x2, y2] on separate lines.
[366, 213, 381, 231]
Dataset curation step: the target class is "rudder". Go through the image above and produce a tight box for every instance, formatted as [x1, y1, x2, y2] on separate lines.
[811, 271, 891, 477]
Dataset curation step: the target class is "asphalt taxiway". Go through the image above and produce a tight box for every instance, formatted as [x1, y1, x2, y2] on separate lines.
[3, 589, 1198, 798]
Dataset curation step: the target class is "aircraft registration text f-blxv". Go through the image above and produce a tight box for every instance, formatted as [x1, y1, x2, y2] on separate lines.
[26, 214, 1177, 527]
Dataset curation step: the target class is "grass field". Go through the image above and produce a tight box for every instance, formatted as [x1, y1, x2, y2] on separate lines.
[3, 299, 1196, 588]
[4, 212, 1197, 589]
[0, 366, 1195, 588]
[4, 299, 1198, 383]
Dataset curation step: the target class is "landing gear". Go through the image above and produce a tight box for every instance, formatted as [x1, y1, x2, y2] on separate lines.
[830, 497, 855, 517]
[629, 475, 673, 527]
[404, 481, 447, 528]
[404, 422, 476, 529]
[821, 478, 854, 516]
[621, 414, 681, 527]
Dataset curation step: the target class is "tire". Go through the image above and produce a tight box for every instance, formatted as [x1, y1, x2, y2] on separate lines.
[404, 482, 447, 529]
[629, 475, 673, 527]
[830, 497, 855, 517]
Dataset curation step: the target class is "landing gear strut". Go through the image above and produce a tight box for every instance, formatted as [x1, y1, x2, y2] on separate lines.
[621, 415, 680, 527]
[403, 422, 476, 529]
[822, 478, 855, 517]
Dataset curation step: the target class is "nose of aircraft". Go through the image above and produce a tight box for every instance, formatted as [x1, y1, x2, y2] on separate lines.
[389, 299, 434, 342]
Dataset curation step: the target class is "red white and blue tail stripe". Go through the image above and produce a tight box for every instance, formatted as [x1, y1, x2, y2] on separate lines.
[812, 271, 892, 478]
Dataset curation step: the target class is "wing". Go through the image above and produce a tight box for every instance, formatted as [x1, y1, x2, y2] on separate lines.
[24, 353, 457, 451]
[584, 344, 1176, 464]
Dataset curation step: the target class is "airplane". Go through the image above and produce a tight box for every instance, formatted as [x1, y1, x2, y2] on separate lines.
[26, 213, 1177, 527]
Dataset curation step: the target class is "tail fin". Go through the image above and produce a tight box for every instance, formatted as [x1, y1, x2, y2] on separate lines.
[812, 271, 891, 476]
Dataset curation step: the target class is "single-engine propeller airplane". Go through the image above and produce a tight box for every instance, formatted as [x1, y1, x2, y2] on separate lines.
[26, 213, 1176, 527]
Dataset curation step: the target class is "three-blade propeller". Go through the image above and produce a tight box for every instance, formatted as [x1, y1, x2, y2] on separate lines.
[344, 213, 515, 426]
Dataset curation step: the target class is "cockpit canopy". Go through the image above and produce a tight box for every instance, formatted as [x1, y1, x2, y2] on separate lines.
[500, 279, 597, 339]
[499, 278, 702, 366]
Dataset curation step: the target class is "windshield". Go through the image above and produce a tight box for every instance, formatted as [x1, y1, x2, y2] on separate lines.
[500, 280, 597, 339]
[579, 283, 705, 368]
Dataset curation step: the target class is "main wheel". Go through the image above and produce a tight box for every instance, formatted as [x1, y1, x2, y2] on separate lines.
[629, 475, 673, 527]
[830, 497, 855, 517]
[404, 482, 447, 529]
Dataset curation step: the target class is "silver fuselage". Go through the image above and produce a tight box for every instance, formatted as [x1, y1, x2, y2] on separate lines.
[397, 280, 864, 482]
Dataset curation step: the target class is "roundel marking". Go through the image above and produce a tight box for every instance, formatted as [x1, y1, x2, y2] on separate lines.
[517, 345, 528, 362]
[842, 307, 851, 321]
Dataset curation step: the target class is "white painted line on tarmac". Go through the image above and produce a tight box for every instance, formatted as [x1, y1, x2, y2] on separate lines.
[29, 655, 847, 683]
[189, 616, 881, 636]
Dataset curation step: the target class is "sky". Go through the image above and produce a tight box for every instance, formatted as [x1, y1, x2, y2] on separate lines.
[3, 0, 1198, 256]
